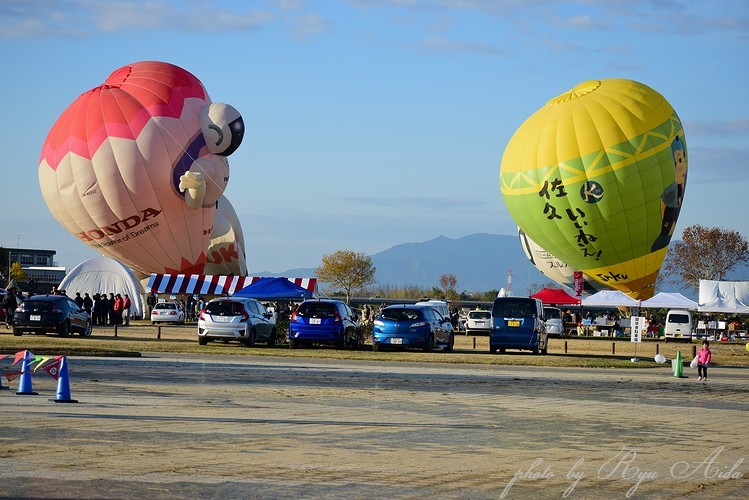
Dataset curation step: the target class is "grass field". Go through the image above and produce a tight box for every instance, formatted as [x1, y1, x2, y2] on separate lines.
[2, 321, 748, 369]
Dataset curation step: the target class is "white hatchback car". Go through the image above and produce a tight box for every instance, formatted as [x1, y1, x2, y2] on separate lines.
[151, 302, 185, 324]
[466, 310, 491, 335]
[543, 306, 564, 337]
[198, 297, 276, 346]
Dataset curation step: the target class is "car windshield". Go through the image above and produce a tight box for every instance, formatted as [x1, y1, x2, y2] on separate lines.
[492, 299, 536, 318]
[206, 301, 244, 315]
[156, 303, 176, 310]
[22, 300, 57, 312]
[469, 311, 491, 320]
[544, 308, 561, 319]
[298, 302, 337, 317]
[381, 308, 422, 321]
[668, 314, 690, 324]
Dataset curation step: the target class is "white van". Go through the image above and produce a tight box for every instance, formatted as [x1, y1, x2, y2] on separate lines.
[415, 299, 454, 335]
[664, 310, 692, 340]
[415, 299, 451, 322]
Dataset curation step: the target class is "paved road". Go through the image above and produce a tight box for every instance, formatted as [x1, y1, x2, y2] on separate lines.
[1, 354, 748, 498]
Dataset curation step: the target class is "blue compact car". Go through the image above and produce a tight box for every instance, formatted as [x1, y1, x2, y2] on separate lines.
[372, 304, 453, 352]
[288, 299, 362, 349]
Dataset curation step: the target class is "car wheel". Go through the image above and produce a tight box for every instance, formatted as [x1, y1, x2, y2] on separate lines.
[373, 343, 381, 352]
[337, 331, 348, 350]
[59, 320, 71, 337]
[445, 333, 454, 352]
[198, 336, 208, 346]
[267, 328, 277, 347]
[80, 320, 92, 337]
[244, 329, 256, 347]
[289, 338, 297, 349]
[12, 327, 22, 337]
[423, 333, 434, 352]
[499, 348, 506, 354]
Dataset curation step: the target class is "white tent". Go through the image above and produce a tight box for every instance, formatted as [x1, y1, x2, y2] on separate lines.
[640, 292, 698, 310]
[698, 280, 749, 313]
[582, 290, 639, 307]
[59, 256, 145, 318]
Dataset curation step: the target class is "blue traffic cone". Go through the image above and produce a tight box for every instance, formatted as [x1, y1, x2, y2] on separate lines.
[54, 357, 78, 403]
[16, 351, 38, 395]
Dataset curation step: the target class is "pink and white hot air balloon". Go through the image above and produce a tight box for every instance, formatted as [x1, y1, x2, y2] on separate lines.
[39, 61, 244, 275]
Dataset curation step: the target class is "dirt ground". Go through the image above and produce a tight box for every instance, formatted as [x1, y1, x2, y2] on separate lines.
[1, 348, 748, 499]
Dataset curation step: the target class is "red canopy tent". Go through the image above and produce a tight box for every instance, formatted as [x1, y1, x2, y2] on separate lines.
[531, 287, 581, 305]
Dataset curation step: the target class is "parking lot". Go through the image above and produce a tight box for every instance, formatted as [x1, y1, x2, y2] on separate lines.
[1, 352, 748, 498]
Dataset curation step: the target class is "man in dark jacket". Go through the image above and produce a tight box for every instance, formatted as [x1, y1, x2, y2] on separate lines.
[3, 287, 19, 328]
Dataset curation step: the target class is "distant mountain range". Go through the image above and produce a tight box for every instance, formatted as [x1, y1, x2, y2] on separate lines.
[262, 232, 749, 298]
[262, 233, 549, 295]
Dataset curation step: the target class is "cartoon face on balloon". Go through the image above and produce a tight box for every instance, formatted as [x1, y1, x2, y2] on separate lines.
[501, 79, 687, 300]
[39, 61, 244, 275]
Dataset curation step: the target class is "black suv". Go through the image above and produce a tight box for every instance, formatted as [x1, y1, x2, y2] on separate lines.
[288, 299, 362, 349]
[13, 295, 92, 337]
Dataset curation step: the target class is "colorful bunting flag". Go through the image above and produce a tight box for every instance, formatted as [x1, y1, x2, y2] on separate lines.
[4, 370, 26, 382]
[33, 357, 51, 372]
[42, 357, 63, 380]
[13, 350, 30, 365]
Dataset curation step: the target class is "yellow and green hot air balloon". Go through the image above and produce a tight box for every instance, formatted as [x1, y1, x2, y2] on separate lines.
[500, 79, 687, 300]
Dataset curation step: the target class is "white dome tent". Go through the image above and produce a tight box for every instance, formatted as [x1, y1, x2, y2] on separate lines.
[59, 256, 145, 319]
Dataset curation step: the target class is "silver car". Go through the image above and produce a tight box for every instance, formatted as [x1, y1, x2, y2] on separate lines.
[466, 310, 491, 335]
[198, 297, 276, 346]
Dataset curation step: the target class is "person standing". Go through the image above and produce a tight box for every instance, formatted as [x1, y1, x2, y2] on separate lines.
[122, 294, 132, 326]
[83, 293, 93, 316]
[100, 293, 110, 326]
[696, 340, 712, 381]
[113, 294, 124, 325]
[147, 292, 157, 316]
[3, 288, 18, 328]
[107, 293, 116, 325]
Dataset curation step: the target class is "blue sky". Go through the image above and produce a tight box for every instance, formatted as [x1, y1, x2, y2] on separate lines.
[1, 0, 747, 276]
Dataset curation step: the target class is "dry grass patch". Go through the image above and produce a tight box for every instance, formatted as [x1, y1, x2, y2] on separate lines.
[1, 321, 748, 369]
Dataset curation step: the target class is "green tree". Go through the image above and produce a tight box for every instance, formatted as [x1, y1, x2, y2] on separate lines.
[316, 250, 376, 303]
[662, 225, 749, 291]
[9, 262, 27, 282]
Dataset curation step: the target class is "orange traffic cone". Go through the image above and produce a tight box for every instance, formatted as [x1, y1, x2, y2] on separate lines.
[54, 357, 78, 403]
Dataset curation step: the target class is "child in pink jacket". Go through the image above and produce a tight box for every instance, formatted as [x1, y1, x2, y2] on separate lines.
[697, 340, 712, 381]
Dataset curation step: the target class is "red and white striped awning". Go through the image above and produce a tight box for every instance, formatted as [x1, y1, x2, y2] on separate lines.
[146, 274, 317, 296]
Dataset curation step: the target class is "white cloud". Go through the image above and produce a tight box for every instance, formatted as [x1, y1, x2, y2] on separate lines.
[684, 119, 749, 137]
[0, 0, 275, 37]
[408, 35, 511, 57]
[289, 12, 329, 38]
